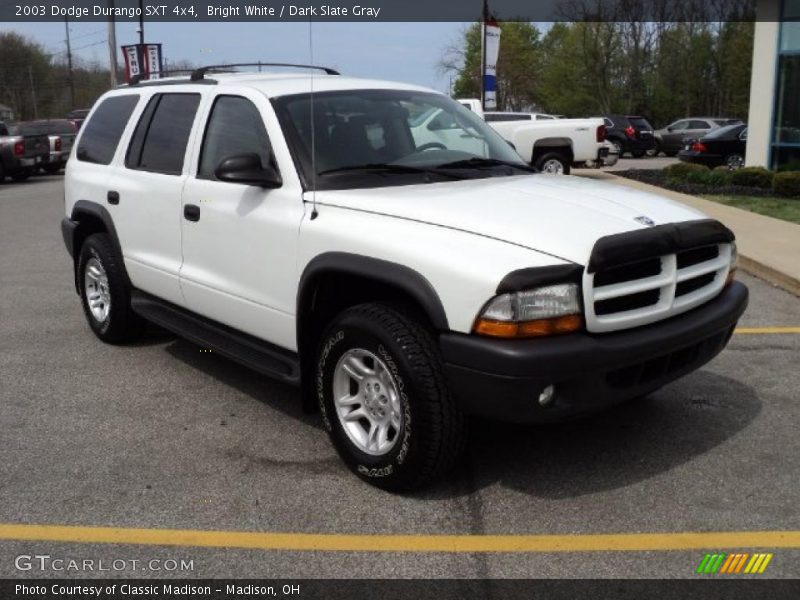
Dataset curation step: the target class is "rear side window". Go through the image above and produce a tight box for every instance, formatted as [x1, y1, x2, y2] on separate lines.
[126, 93, 200, 175]
[77, 95, 139, 165]
[689, 120, 711, 129]
[198, 96, 274, 180]
[629, 117, 652, 130]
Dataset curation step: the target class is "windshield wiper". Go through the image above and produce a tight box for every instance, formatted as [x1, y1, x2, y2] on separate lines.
[318, 163, 465, 179]
[434, 157, 536, 173]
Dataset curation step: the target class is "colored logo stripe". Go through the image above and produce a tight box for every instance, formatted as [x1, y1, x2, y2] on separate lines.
[698, 552, 773, 574]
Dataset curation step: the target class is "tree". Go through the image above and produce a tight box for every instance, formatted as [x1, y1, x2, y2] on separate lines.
[440, 22, 543, 111]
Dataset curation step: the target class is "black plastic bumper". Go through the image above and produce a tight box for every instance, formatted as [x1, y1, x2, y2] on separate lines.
[439, 281, 748, 423]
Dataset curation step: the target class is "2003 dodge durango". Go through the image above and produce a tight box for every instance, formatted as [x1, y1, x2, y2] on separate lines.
[61, 65, 748, 490]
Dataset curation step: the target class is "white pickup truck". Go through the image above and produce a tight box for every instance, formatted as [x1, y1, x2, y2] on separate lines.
[458, 99, 617, 174]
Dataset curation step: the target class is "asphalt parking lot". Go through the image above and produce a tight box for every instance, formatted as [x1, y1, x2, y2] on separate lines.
[1, 174, 798, 580]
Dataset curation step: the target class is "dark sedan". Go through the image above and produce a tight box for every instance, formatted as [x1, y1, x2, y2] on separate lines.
[678, 123, 747, 169]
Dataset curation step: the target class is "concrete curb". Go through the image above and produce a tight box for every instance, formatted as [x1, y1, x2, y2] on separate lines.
[576, 171, 800, 298]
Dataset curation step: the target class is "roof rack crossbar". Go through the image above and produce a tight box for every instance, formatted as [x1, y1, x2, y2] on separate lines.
[189, 62, 340, 81]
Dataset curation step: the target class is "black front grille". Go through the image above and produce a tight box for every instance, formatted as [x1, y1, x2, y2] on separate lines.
[676, 273, 717, 297]
[594, 257, 662, 288]
[595, 289, 660, 316]
[677, 245, 719, 269]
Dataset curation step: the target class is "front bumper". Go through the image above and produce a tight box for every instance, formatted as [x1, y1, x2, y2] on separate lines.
[439, 281, 748, 423]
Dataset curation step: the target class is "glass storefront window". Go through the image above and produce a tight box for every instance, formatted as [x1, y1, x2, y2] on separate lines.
[772, 3, 800, 170]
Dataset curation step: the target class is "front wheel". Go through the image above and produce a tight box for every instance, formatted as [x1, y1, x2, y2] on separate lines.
[534, 152, 571, 175]
[77, 233, 145, 343]
[316, 304, 466, 491]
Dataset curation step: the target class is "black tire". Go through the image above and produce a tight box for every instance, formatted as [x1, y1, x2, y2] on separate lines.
[0, 162, 5, 183]
[11, 170, 30, 181]
[665, 150, 679, 157]
[43, 163, 62, 174]
[77, 233, 145, 343]
[631, 149, 646, 158]
[534, 152, 571, 175]
[316, 303, 466, 491]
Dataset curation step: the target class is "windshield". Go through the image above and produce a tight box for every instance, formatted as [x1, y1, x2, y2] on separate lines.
[272, 89, 529, 190]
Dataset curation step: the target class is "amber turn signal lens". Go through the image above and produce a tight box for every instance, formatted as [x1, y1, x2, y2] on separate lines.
[474, 314, 583, 338]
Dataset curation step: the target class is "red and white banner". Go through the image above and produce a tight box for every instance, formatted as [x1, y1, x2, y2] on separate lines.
[121, 43, 163, 82]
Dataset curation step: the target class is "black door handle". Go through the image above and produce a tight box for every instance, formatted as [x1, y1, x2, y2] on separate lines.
[107, 191, 120, 205]
[183, 204, 200, 222]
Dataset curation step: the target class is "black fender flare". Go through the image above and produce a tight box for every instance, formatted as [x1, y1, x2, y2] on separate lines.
[68, 200, 131, 289]
[296, 252, 449, 336]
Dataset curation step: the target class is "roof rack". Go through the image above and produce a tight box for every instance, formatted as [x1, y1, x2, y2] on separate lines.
[189, 62, 340, 81]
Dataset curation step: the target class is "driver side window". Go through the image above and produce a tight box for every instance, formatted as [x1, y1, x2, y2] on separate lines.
[198, 95, 274, 181]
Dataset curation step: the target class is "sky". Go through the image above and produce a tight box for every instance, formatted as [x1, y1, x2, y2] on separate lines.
[3, 21, 469, 92]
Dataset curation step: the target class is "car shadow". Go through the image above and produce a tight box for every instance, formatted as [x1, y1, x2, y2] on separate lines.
[155, 329, 759, 499]
[426, 370, 760, 500]
[162, 335, 320, 428]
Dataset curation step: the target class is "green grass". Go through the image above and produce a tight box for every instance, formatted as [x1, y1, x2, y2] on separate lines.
[701, 195, 800, 225]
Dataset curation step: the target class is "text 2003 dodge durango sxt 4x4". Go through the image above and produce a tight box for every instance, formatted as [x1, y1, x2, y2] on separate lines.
[61, 65, 748, 490]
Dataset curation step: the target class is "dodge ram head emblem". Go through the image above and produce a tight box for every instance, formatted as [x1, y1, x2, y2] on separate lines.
[635, 215, 656, 227]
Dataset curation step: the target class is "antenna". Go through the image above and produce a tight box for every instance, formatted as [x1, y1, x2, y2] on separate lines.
[309, 19, 319, 220]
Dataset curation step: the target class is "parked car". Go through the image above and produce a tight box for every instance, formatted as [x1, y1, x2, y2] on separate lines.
[460, 99, 614, 173]
[678, 123, 748, 169]
[602, 115, 657, 158]
[13, 119, 77, 173]
[654, 117, 743, 156]
[61, 67, 747, 490]
[0, 121, 50, 182]
[485, 112, 558, 122]
[66, 109, 91, 131]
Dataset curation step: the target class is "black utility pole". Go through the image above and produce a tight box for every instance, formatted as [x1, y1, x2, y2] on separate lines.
[138, 0, 145, 45]
[107, 0, 119, 87]
[65, 17, 75, 110]
[480, 0, 488, 111]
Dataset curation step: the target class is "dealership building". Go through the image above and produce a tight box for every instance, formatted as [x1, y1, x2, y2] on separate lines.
[747, 0, 800, 168]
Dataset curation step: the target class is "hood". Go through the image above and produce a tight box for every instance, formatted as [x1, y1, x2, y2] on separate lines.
[314, 174, 706, 266]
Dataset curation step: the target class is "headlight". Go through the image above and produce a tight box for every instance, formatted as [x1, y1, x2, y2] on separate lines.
[726, 241, 738, 286]
[473, 283, 583, 338]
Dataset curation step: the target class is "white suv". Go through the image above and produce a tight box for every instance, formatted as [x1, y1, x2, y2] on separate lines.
[61, 65, 748, 490]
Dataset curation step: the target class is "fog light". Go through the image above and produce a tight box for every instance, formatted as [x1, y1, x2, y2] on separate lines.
[538, 385, 555, 407]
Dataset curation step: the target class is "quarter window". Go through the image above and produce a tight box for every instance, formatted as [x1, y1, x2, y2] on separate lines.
[198, 96, 274, 180]
[76, 95, 139, 165]
[126, 93, 200, 175]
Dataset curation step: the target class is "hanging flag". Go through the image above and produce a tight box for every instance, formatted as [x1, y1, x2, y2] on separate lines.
[482, 3, 501, 110]
[121, 45, 141, 83]
[121, 43, 163, 82]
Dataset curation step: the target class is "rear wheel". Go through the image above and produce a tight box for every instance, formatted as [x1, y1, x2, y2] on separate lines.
[534, 152, 571, 175]
[0, 162, 5, 182]
[316, 303, 466, 491]
[11, 170, 30, 181]
[77, 233, 145, 343]
[725, 154, 744, 170]
[631, 149, 646, 158]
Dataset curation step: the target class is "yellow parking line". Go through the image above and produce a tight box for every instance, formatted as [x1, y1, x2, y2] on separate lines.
[734, 327, 800, 334]
[0, 524, 799, 553]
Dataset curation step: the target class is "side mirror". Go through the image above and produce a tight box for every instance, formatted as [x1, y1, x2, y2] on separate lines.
[214, 153, 282, 188]
[667, 126, 674, 132]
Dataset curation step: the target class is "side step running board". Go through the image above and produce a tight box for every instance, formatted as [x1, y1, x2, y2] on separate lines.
[131, 291, 301, 386]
